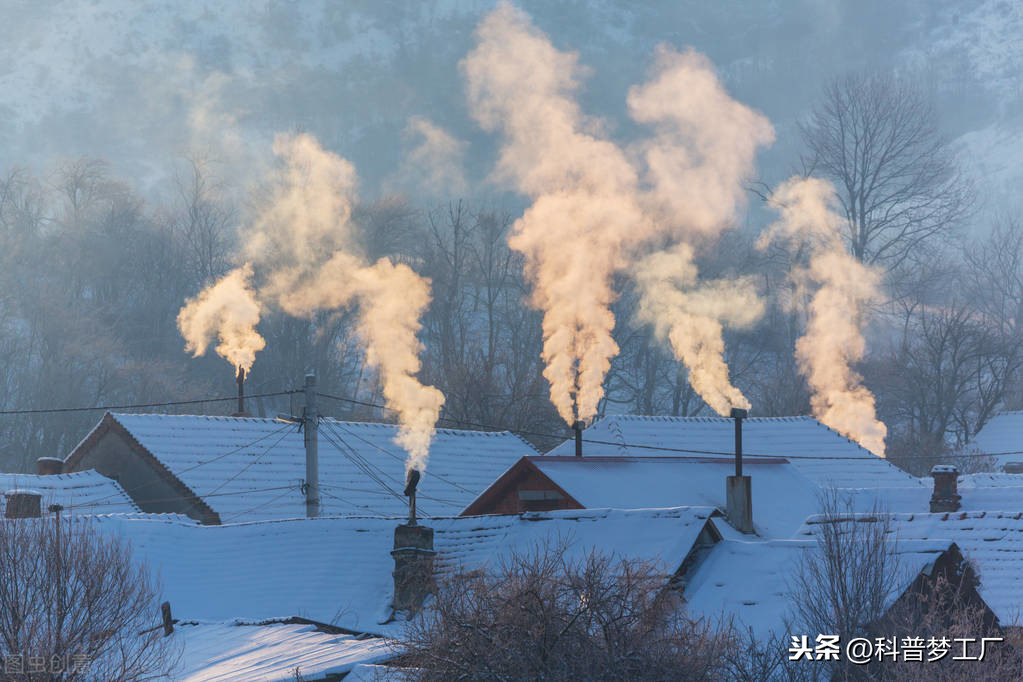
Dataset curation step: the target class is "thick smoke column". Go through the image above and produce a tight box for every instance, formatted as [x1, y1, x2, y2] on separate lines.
[635, 246, 762, 414]
[758, 177, 887, 456]
[462, 5, 651, 425]
[627, 47, 774, 415]
[176, 264, 265, 373]
[463, 6, 769, 421]
[245, 133, 445, 472]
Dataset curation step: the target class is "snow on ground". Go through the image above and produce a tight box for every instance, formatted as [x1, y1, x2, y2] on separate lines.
[172, 621, 394, 682]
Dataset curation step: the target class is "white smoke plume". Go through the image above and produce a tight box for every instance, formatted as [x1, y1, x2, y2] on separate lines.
[627, 46, 774, 415]
[628, 46, 775, 239]
[758, 177, 887, 456]
[397, 116, 469, 198]
[463, 5, 768, 421]
[176, 263, 265, 373]
[462, 4, 652, 425]
[244, 133, 445, 472]
[635, 245, 763, 414]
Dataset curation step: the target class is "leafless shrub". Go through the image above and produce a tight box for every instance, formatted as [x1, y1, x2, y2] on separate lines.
[397, 539, 738, 681]
[0, 514, 178, 681]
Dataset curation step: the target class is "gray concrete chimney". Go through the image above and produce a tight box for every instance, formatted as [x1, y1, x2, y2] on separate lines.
[5, 490, 42, 519]
[36, 457, 63, 475]
[392, 522, 436, 614]
[726, 408, 754, 533]
[930, 465, 961, 512]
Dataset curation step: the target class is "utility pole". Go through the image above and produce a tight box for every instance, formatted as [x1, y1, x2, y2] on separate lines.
[304, 374, 319, 518]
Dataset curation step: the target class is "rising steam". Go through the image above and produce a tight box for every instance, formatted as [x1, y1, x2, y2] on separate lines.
[758, 177, 887, 456]
[627, 46, 774, 415]
[635, 246, 763, 414]
[244, 133, 445, 472]
[462, 4, 649, 425]
[176, 263, 265, 373]
[463, 5, 768, 422]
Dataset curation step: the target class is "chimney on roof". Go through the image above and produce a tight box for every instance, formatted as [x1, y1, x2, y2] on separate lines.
[726, 408, 754, 534]
[4, 490, 41, 519]
[930, 465, 961, 513]
[36, 457, 63, 475]
[392, 521, 435, 615]
[231, 367, 252, 417]
[573, 420, 585, 457]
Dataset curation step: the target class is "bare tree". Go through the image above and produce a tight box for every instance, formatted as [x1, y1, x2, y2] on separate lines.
[800, 72, 972, 272]
[170, 156, 235, 287]
[788, 490, 901, 681]
[398, 540, 739, 681]
[0, 513, 178, 680]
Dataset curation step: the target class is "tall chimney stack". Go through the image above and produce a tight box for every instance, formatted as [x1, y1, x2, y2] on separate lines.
[304, 373, 319, 518]
[237, 367, 245, 415]
[573, 420, 584, 457]
[726, 408, 753, 534]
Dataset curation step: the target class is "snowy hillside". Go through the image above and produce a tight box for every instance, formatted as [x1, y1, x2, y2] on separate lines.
[1, 0, 1017, 215]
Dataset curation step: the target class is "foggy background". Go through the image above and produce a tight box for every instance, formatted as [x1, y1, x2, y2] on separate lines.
[0, 0, 1020, 475]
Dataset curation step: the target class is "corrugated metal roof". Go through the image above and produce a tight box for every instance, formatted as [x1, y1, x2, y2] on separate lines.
[0, 470, 138, 515]
[546, 415, 921, 488]
[796, 511, 1023, 624]
[971, 411, 1023, 469]
[101, 413, 536, 521]
[90, 507, 718, 636]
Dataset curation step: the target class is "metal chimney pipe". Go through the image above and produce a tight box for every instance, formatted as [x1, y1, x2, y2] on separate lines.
[304, 374, 319, 518]
[236, 367, 246, 415]
[573, 421, 584, 457]
[729, 408, 747, 476]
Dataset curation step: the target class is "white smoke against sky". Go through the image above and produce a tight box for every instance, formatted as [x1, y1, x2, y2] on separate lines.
[758, 176, 887, 456]
[463, 4, 768, 421]
[179, 132, 444, 472]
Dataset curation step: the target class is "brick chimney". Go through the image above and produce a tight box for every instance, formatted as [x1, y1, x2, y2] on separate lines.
[392, 523, 436, 614]
[5, 490, 42, 519]
[930, 465, 961, 513]
[36, 457, 63, 475]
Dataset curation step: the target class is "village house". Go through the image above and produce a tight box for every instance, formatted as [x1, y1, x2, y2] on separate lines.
[60, 412, 535, 524]
[970, 410, 1023, 472]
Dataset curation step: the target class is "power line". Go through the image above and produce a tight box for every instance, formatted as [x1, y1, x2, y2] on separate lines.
[80, 421, 299, 510]
[315, 391, 1023, 462]
[0, 390, 299, 416]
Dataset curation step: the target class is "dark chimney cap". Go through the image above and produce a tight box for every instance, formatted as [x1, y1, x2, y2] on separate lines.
[729, 408, 748, 420]
[404, 469, 421, 497]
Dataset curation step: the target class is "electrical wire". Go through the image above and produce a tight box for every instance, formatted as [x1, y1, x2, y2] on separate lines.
[0, 390, 299, 416]
[315, 391, 1023, 462]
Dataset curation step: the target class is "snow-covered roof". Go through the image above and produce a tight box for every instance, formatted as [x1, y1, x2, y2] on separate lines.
[841, 481, 1023, 516]
[92, 507, 719, 636]
[527, 456, 819, 537]
[546, 415, 921, 489]
[796, 512, 1023, 625]
[971, 411, 1023, 469]
[76, 413, 536, 521]
[0, 470, 137, 516]
[683, 537, 955, 638]
[173, 621, 394, 682]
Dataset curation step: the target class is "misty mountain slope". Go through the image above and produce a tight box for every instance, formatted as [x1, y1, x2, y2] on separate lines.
[3, 0, 1015, 213]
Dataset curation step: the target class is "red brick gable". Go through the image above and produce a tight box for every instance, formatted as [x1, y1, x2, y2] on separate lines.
[461, 457, 584, 516]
